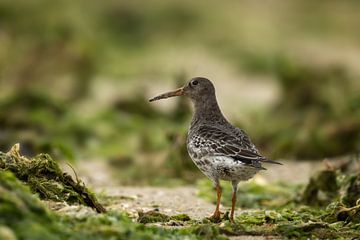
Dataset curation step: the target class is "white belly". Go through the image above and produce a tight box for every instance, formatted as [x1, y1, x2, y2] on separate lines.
[191, 155, 259, 182]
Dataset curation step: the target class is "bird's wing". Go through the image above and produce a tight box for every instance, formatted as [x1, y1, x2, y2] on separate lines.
[232, 127, 260, 154]
[195, 125, 282, 169]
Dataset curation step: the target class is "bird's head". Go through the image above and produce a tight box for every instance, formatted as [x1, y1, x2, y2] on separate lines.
[149, 77, 215, 103]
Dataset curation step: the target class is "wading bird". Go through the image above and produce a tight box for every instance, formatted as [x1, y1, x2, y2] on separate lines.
[149, 77, 281, 222]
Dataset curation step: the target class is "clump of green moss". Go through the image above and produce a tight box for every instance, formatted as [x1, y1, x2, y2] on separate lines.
[0, 144, 106, 213]
[137, 210, 171, 223]
[0, 170, 226, 239]
[191, 224, 227, 240]
[300, 161, 360, 222]
[322, 174, 360, 224]
[195, 163, 360, 238]
[218, 208, 360, 239]
[343, 174, 360, 207]
[0, 170, 65, 240]
[171, 213, 191, 222]
[137, 210, 191, 224]
[301, 169, 339, 206]
[63, 211, 225, 240]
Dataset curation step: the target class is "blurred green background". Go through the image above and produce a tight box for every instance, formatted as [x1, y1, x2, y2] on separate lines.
[0, 0, 359, 184]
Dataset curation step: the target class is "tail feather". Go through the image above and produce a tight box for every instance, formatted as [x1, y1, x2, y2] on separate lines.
[261, 158, 283, 165]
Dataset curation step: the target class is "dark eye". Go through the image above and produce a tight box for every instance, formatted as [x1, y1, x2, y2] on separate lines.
[192, 80, 198, 86]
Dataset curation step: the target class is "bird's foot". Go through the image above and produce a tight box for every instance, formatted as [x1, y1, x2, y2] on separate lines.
[208, 211, 232, 223]
[216, 211, 235, 223]
[222, 211, 230, 221]
[209, 211, 222, 223]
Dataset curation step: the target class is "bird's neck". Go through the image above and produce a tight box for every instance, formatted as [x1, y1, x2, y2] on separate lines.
[190, 95, 227, 128]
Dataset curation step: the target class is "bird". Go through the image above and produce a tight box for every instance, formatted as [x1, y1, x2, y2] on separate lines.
[149, 77, 281, 222]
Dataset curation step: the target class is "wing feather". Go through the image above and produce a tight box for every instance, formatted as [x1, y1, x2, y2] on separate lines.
[195, 125, 282, 169]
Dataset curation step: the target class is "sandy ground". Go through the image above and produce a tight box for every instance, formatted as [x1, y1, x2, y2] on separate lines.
[52, 159, 330, 239]
[59, 159, 324, 219]
[103, 186, 214, 219]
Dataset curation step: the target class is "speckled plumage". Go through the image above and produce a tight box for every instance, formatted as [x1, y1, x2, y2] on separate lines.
[183, 78, 280, 187]
[149, 77, 281, 221]
[187, 125, 263, 184]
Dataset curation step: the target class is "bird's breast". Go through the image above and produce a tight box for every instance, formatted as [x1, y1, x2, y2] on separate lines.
[186, 136, 212, 159]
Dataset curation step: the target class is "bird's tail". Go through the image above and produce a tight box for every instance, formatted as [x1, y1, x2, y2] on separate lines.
[261, 158, 283, 165]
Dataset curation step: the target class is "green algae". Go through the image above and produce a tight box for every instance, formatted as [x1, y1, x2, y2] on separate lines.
[343, 174, 360, 207]
[300, 165, 360, 218]
[0, 170, 64, 240]
[171, 213, 191, 222]
[61, 211, 216, 240]
[0, 170, 227, 239]
[137, 210, 191, 224]
[137, 210, 171, 223]
[195, 165, 360, 239]
[2, 152, 360, 239]
[0, 144, 106, 213]
[191, 224, 227, 240]
[213, 208, 360, 239]
[301, 169, 339, 206]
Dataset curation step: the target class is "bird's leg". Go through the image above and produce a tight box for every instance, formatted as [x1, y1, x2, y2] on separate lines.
[211, 184, 222, 220]
[230, 191, 236, 222]
[230, 181, 239, 222]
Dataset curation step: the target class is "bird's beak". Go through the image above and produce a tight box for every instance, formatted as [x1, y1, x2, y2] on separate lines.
[149, 87, 185, 102]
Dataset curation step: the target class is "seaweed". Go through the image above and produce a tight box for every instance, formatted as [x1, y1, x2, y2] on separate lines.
[0, 144, 106, 213]
[2, 145, 360, 238]
[0, 170, 226, 240]
[191, 224, 226, 240]
[215, 208, 360, 239]
[343, 174, 360, 207]
[300, 160, 360, 209]
[195, 165, 360, 238]
[171, 213, 191, 222]
[61, 211, 225, 240]
[137, 210, 171, 223]
[137, 209, 191, 224]
[301, 169, 339, 206]
[0, 170, 64, 240]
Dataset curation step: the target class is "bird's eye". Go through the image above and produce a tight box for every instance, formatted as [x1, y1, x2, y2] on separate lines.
[192, 80, 199, 86]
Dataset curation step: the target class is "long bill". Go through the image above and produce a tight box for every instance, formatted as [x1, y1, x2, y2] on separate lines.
[149, 88, 184, 102]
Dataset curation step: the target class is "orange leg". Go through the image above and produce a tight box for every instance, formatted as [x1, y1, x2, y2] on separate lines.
[211, 184, 222, 220]
[230, 191, 237, 222]
[230, 181, 239, 222]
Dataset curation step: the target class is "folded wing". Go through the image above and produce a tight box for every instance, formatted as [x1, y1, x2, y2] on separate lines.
[195, 125, 282, 169]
